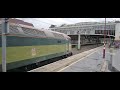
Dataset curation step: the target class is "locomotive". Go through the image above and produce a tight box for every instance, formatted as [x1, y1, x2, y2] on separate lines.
[0, 23, 72, 71]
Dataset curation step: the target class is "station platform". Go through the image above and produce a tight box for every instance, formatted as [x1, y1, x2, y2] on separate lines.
[29, 45, 120, 72]
[112, 48, 120, 71]
[59, 46, 120, 72]
[29, 46, 103, 72]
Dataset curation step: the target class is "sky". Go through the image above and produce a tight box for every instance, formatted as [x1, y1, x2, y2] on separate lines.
[18, 18, 120, 29]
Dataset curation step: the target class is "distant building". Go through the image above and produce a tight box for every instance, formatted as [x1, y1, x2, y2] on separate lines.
[50, 21, 120, 48]
[0, 18, 34, 27]
[50, 22, 116, 36]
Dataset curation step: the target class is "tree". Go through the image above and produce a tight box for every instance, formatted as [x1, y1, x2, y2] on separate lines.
[115, 21, 120, 23]
[49, 25, 56, 28]
[60, 24, 66, 27]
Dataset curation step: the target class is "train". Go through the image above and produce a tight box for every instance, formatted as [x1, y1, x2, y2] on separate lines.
[0, 23, 72, 71]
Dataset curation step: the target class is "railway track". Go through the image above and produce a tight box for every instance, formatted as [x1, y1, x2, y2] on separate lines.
[72, 44, 103, 55]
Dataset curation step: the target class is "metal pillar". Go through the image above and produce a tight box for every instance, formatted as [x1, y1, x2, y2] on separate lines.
[2, 18, 9, 72]
[78, 34, 81, 50]
[103, 18, 106, 59]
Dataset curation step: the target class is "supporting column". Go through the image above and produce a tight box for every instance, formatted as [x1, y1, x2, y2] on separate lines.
[78, 34, 81, 50]
[103, 18, 106, 59]
[97, 36, 99, 46]
[2, 18, 9, 72]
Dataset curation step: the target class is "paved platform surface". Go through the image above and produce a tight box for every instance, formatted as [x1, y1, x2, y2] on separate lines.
[59, 46, 120, 72]
[29, 46, 103, 72]
[29, 45, 120, 72]
[112, 48, 120, 71]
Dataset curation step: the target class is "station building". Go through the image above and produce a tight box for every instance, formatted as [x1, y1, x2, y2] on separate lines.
[50, 21, 120, 49]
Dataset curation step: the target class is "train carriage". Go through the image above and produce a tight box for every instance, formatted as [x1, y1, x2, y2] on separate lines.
[0, 23, 72, 71]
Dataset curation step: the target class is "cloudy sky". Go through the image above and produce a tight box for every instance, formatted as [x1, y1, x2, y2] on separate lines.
[18, 18, 120, 29]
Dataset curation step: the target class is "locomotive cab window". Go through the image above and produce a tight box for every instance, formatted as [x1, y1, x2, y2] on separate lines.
[57, 40, 61, 43]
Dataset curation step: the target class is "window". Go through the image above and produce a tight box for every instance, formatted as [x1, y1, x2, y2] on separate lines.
[87, 30, 90, 34]
[58, 40, 61, 43]
[106, 30, 108, 35]
[70, 31, 74, 35]
[101, 30, 104, 34]
[95, 30, 99, 34]
[113, 30, 115, 36]
[95, 30, 97, 34]
[109, 30, 112, 35]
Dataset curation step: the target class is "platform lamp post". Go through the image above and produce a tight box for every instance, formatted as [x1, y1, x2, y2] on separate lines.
[108, 28, 111, 48]
[77, 31, 81, 50]
[103, 18, 106, 59]
[2, 18, 9, 72]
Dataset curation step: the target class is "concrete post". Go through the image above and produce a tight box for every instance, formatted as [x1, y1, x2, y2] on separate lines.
[2, 18, 9, 72]
[78, 34, 81, 50]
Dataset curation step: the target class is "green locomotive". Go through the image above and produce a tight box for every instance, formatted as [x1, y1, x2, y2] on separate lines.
[0, 23, 72, 71]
